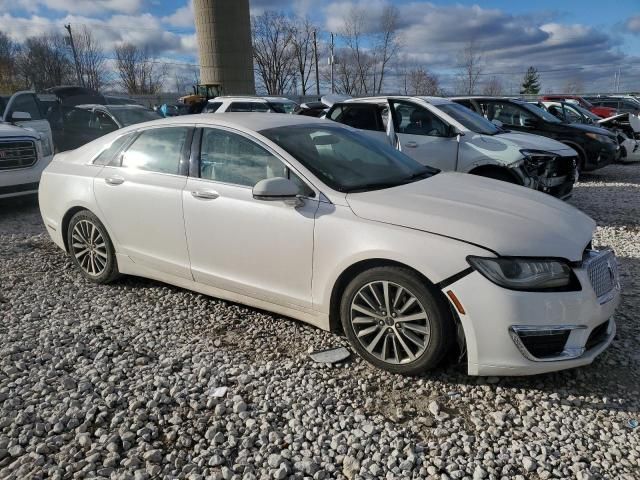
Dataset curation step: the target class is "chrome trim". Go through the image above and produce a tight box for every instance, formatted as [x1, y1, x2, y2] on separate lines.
[582, 249, 620, 304]
[509, 325, 587, 362]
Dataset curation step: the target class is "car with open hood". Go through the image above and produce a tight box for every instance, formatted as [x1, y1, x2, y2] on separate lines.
[326, 96, 578, 199]
[452, 97, 620, 172]
[39, 114, 620, 376]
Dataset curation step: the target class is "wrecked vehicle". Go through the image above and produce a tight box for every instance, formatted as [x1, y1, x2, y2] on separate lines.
[598, 113, 640, 163]
[326, 96, 578, 199]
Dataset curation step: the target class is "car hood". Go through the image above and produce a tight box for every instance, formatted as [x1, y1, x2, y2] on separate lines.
[0, 122, 39, 138]
[563, 122, 616, 137]
[346, 172, 594, 262]
[491, 131, 577, 156]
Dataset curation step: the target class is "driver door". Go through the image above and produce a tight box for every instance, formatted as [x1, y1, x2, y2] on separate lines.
[388, 99, 459, 171]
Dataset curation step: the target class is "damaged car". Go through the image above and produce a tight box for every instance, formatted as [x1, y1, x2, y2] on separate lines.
[327, 96, 578, 199]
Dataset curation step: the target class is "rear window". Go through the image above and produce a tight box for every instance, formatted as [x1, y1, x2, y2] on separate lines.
[204, 102, 222, 113]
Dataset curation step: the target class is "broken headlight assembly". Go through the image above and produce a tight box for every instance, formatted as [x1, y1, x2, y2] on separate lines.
[517, 149, 557, 177]
[467, 256, 580, 291]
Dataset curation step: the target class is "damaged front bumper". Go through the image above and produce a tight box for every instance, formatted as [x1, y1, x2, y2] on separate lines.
[511, 153, 578, 200]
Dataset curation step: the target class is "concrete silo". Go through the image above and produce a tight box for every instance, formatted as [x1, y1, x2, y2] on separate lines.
[193, 0, 255, 95]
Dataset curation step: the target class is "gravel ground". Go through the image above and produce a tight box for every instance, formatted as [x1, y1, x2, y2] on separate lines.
[1, 165, 639, 480]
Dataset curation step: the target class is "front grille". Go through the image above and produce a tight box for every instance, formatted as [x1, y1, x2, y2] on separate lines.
[585, 320, 610, 350]
[0, 140, 38, 170]
[585, 250, 618, 298]
[548, 156, 577, 176]
[518, 331, 570, 358]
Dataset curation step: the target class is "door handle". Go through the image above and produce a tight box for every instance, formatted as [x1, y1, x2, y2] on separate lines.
[191, 190, 219, 200]
[405, 141, 418, 148]
[104, 176, 124, 186]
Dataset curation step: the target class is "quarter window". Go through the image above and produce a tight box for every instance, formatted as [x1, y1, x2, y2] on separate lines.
[93, 134, 134, 166]
[328, 105, 383, 132]
[480, 101, 536, 127]
[121, 127, 188, 175]
[199, 128, 312, 194]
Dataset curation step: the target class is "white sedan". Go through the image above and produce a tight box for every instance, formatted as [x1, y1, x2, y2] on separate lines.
[38, 114, 620, 376]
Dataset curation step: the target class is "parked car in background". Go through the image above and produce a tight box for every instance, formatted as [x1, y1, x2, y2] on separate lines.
[453, 97, 619, 171]
[585, 95, 640, 115]
[327, 96, 578, 199]
[538, 101, 602, 125]
[39, 113, 620, 376]
[53, 104, 161, 152]
[0, 91, 54, 159]
[540, 95, 616, 118]
[202, 96, 300, 114]
[158, 103, 191, 117]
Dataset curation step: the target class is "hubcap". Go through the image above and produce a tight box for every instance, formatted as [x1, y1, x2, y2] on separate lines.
[350, 281, 430, 365]
[71, 220, 108, 277]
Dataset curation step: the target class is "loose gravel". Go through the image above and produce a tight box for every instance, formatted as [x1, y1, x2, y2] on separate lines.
[1, 165, 639, 480]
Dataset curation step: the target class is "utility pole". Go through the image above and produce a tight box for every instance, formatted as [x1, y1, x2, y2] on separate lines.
[329, 33, 335, 94]
[64, 24, 83, 87]
[313, 30, 320, 96]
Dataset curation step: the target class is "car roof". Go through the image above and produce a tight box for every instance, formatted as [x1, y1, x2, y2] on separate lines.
[343, 96, 454, 106]
[209, 96, 295, 103]
[113, 112, 333, 133]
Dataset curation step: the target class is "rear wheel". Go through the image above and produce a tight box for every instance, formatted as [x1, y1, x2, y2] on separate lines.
[340, 267, 454, 375]
[67, 210, 119, 284]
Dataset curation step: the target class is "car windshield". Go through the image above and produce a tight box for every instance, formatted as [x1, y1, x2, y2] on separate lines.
[438, 103, 500, 135]
[573, 105, 601, 121]
[268, 101, 299, 114]
[109, 107, 161, 126]
[520, 102, 562, 123]
[260, 125, 437, 192]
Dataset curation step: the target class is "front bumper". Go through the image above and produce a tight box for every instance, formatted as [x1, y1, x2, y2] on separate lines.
[444, 251, 621, 376]
[517, 155, 577, 200]
[0, 154, 52, 199]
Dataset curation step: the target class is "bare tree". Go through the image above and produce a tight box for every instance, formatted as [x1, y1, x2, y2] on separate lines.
[564, 77, 584, 94]
[74, 27, 108, 91]
[0, 32, 19, 93]
[331, 47, 361, 95]
[252, 11, 296, 95]
[290, 18, 316, 95]
[374, 5, 401, 95]
[482, 76, 503, 95]
[406, 67, 439, 96]
[114, 43, 165, 94]
[174, 68, 199, 94]
[456, 42, 483, 95]
[16, 34, 74, 90]
[341, 6, 376, 95]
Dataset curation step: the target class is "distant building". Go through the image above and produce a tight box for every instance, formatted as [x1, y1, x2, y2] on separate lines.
[193, 0, 255, 95]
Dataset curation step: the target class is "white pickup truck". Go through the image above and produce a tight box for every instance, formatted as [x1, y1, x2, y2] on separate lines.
[0, 91, 54, 199]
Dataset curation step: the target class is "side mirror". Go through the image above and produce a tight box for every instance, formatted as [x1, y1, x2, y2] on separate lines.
[253, 177, 301, 206]
[447, 125, 460, 137]
[11, 111, 32, 122]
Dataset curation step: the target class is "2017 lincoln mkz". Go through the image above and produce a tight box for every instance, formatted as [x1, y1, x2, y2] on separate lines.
[38, 114, 620, 376]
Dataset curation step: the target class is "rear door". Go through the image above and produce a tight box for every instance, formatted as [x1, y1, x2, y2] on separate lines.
[388, 99, 458, 171]
[3, 92, 54, 157]
[326, 103, 388, 143]
[93, 126, 194, 279]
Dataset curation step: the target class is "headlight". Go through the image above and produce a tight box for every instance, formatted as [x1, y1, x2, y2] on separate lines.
[467, 256, 576, 291]
[41, 135, 53, 157]
[517, 149, 556, 176]
[585, 132, 613, 143]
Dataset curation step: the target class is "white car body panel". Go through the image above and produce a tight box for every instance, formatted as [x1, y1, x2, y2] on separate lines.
[38, 114, 619, 376]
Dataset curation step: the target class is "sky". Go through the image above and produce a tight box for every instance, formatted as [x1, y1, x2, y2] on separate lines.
[1, 0, 640, 93]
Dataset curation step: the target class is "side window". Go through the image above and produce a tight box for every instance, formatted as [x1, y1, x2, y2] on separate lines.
[602, 101, 619, 109]
[9, 94, 42, 120]
[328, 105, 382, 131]
[390, 101, 448, 137]
[121, 127, 188, 175]
[484, 102, 535, 127]
[93, 111, 118, 132]
[455, 99, 473, 109]
[251, 103, 270, 112]
[204, 102, 222, 113]
[64, 108, 92, 129]
[93, 134, 134, 166]
[199, 128, 311, 193]
[227, 102, 253, 112]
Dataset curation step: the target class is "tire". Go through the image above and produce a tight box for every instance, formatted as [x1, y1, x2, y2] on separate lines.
[474, 168, 518, 184]
[67, 210, 120, 284]
[339, 266, 454, 375]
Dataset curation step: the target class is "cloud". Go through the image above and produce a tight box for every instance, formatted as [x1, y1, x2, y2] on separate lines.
[625, 15, 640, 34]
[162, 2, 193, 28]
[1, 0, 143, 15]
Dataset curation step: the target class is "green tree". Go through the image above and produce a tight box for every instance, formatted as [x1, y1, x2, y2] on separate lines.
[520, 66, 541, 94]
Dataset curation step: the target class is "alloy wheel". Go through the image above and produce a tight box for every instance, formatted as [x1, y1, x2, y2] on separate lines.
[71, 219, 108, 277]
[349, 280, 431, 364]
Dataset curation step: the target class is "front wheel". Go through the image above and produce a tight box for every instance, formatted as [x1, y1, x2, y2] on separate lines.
[67, 210, 120, 284]
[339, 267, 454, 375]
